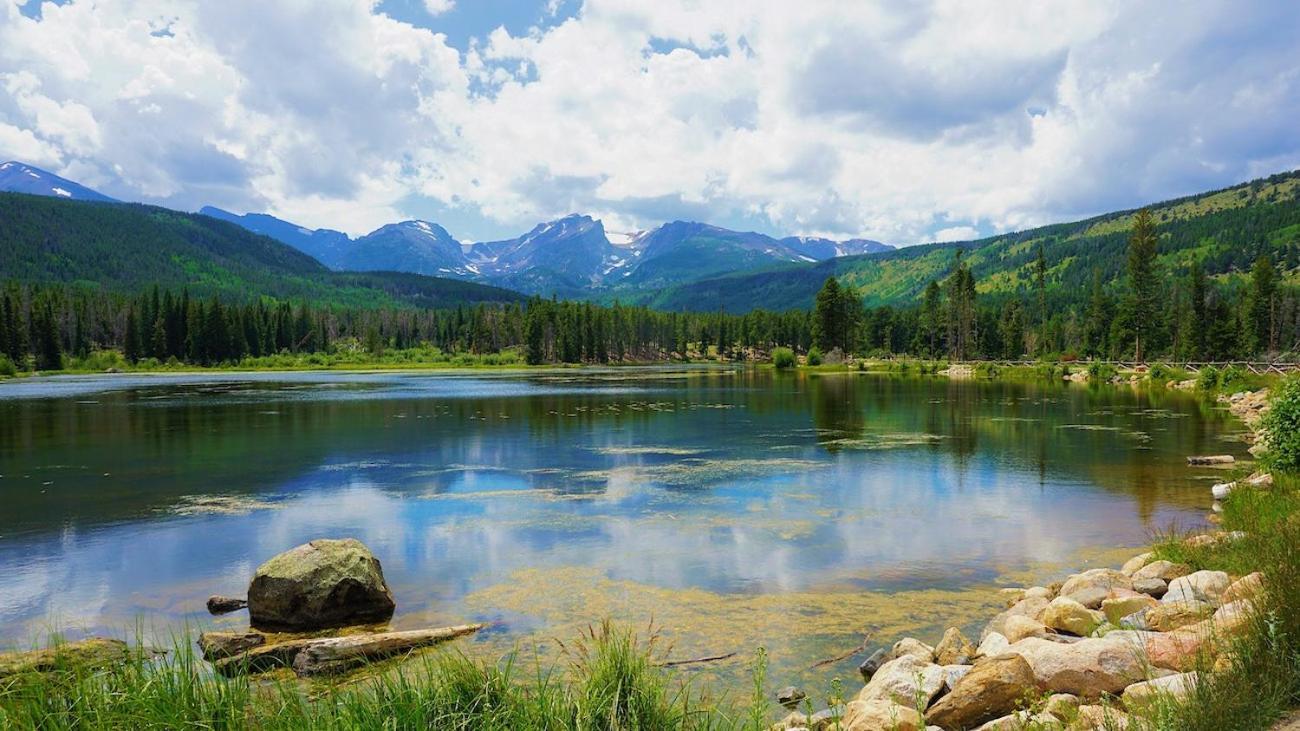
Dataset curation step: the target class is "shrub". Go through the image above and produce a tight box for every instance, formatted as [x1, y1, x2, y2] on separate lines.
[1148, 362, 1175, 382]
[806, 347, 823, 366]
[1196, 365, 1220, 391]
[771, 347, 795, 369]
[1220, 365, 1247, 391]
[0, 354, 16, 377]
[1087, 362, 1118, 382]
[1261, 376, 1300, 473]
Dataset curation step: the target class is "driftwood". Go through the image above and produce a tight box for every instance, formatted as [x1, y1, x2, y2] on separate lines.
[210, 624, 485, 677]
[808, 636, 872, 670]
[1187, 455, 1235, 465]
[657, 652, 737, 668]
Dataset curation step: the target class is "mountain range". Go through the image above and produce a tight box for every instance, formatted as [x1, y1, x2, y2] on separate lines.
[4, 161, 1299, 315]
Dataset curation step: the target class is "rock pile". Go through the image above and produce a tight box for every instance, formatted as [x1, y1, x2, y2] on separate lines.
[772, 542, 1265, 731]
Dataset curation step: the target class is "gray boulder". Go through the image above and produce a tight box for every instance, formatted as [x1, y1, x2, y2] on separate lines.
[247, 538, 396, 631]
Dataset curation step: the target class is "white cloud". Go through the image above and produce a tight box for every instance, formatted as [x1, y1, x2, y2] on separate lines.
[0, 0, 1297, 242]
[934, 226, 980, 243]
[423, 0, 454, 17]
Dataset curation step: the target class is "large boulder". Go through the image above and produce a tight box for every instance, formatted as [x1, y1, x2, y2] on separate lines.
[925, 654, 1036, 730]
[856, 654, 945, 707]
[247, 538, 396, 631]
[884, 637, 936, 664]
[1003, 615, 1048, 643]
[1221, 572, 1263, 604]
[842, 699, 923, 731]
[1146, 601, 1213, 632]
[1101, 592, 1157, 626]
[1120, 553, 1154, 576]
[1059, 569, 1132, 609]
[983, 597, 1049, 640]
[1004, 637, 1146, 698]
[1121, 672, 1198, 712]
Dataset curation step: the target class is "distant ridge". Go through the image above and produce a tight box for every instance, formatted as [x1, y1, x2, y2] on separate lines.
[0, 161, 117, 203]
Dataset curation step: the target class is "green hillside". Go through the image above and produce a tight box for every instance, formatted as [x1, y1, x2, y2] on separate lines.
[649, 170, 1300, 312]
[0, 193, 525, 309]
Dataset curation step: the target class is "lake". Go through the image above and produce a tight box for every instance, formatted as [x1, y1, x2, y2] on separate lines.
[0, 367, 1248, 691]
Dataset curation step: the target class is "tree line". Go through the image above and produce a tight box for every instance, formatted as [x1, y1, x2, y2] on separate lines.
[0, 284, 815, 371]
[808, 208, 1300, 361]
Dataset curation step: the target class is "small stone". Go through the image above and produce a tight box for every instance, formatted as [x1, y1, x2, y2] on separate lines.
[884, 637, 936, 664]
[858, 648, 887, 680]
[1132, 578, 1168, 598]
[1042, 693, 1079, 720]
[983, 596, 1050, 641]
[777, 686, 806, 709]
[1041, 596, 1104, 636]
[1003, 615, 1048, 643]
[1073, 704, 1130, 730]
[934, 627, 975, 665]
[976, 632, 1010, 659]
[206, 595, 248, 614]
[1131, 560, 1190, 583]
[1102, 593, 1157, 626]
[1120, 553, 1154, 576]
[841, 699, 923, 731]
[1121, 672, 1198, 712]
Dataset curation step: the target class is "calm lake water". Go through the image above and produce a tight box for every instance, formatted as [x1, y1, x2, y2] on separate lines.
[0, 367, 1249, 690]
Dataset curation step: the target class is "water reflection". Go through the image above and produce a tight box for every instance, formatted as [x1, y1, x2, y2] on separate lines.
[0, 368, 1244, 683]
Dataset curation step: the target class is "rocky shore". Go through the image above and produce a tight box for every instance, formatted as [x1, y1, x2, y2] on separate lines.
[769, 389, 1275, 731]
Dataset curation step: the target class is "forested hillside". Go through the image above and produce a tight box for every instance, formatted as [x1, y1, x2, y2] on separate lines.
[0, 193, 524, 309]
[650, 170, 1300, 312]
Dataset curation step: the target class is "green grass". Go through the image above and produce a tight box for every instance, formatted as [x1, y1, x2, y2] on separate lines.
[1137, 475, 1300, 730]
[0, 622, 760, 730]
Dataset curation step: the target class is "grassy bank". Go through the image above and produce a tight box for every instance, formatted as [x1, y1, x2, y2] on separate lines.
[0, 622, 773, 730]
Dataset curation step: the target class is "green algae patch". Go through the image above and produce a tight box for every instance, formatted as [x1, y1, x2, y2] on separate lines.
[460, 566, 1004, 697]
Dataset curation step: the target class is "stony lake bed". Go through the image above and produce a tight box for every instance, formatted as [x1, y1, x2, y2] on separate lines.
[0, 366, 1251, 694]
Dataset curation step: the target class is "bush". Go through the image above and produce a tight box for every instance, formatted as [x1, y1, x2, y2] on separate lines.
[0, 354, 16, 377]
[1087, 362, 1118, 382]
[1196, 365, 1220, 391]
[1220, 365, 1247, 391]
[1261, 376, 1300, 473]
[771, 347, 795, 369]
[1148, 362, 1176, 382]
[806, 347, 823, 366]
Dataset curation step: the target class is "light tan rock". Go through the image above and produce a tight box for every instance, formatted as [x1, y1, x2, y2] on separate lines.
[1120, 672, 1198, 712]
[1025, 586, 1054, 601]
[934, 627, 976, 665]
[1043, 693, 1080, 720]
[1070, 705, 1129, 730]
[1213, 600, 1254, 635]
[1120, 553, 1154, 577]
[856, 654, 945, 708]
[1131, 577, 1167, 599]
[1163, 570, 1230, 605]
[1142, 629, 1209, 671]
[940, 664, 971, 693]
[983, 596, 1051, 641]
[842, 699, 924, 731]
[976, 632, 1011, 659]
[1146, 601, 1213, 632]
[885, 637, 937, 664]
[999, 588, 1027, 607]
[1004, 637, 1146, 698]
[1003, 615, 1049, 643]
[1059, 569, 1133, 609]
[925, 653, 1036, 730]
[1130, 560, 1190, 583]
[771, 711, 808, 730]
[1221, 572, 1264, 604]
[1042, 596, 1105, 637]
[1101, 593, 1157, 626]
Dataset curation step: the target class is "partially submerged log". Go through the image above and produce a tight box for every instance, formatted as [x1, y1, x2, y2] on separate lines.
[292, 624, 485, 676]
[207, 595, 248, 615]
[1187, 455, 1235, 465]
[211, 624, 485, 677]
[0, 638, 129, 678]
[197, 631, 265, 661]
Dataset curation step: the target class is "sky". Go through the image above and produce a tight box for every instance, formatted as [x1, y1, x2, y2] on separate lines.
[1, 0, 1298, 245]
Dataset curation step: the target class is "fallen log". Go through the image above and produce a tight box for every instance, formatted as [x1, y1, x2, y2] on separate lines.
[657, 652, 737, 668]
[212, 636, 323, 676]
[197, 631, 266, 661]
[1187, 455, 1235, 465]
[291, 624, 485, 676]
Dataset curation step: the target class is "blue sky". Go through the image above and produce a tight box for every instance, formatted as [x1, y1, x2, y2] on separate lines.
[2, 1, 1298, 245]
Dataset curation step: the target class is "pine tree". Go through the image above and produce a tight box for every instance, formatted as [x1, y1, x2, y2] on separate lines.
[124, 307, 142, 363]
[1033, 243, 1048, 353]
[34, 303, 61, 371]
[812, 277, 844, 353]
[1082, 269, 1111, 357]
[1249, 254, 1278, 354]
[1126, 209, 1160, 361]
